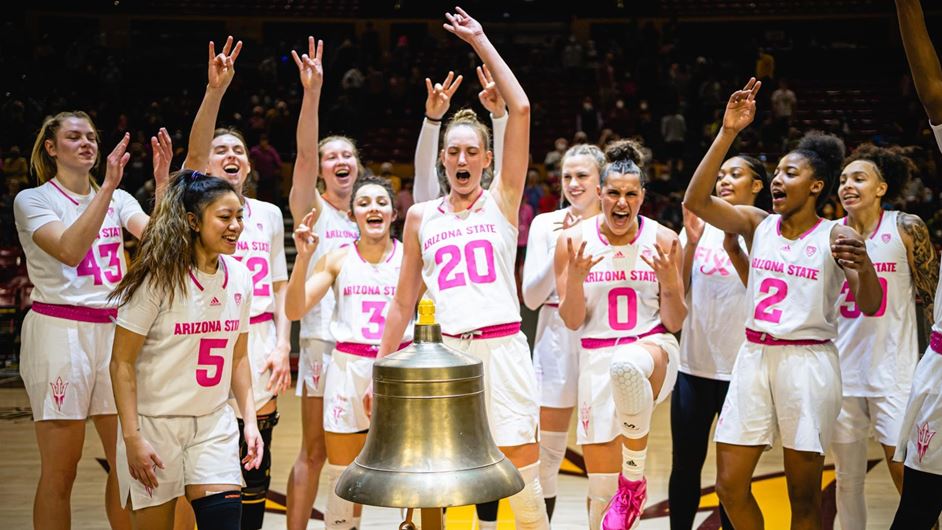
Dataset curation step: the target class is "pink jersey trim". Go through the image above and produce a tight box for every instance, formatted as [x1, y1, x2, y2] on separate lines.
[353, 239, 399, 264]
[386, 239, 398, 263]
[544, 302, 559, 308]
[188, 270, 204, 291]
[220, 257, 229, 289]
[442, 321, 521, 340]
[31, 301, 117, 323]
[841, 210, 885, 240]
[48, 180, 80, 206]
[580, 323, 668, 349]
[244, 198, 253, 218]
[776, 216, 823, 240]
[930, 331, 942, 354]
[436, 188, 485, 214]
[249, 312, 274, 325]
[745, 327, 830, 346]
[596, 216, 645, 246]
[335, 340, 413, 358]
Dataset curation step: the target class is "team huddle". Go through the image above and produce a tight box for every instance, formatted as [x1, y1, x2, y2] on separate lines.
[13, 3, 942, 530]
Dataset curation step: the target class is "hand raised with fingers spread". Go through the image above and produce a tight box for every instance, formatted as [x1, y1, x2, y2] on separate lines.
[641, 240, 681, 287]
[103, 133, 131, 191]
[476, 64, 505, 117]
[553, 211, 583, 232]
[425, 70, 464, 121]
[151, 127, 172, 192]
[207, 36, 243, 91]
[682, 205, 705, 246]
[292, 36, 324, 92]
[293, 209, 320, 258]
[722, 77, 761, 134]
[567, 238, 603, 282]
[443, 6, 485, 45]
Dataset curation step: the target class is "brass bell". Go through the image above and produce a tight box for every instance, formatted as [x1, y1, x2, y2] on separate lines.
[336, 299, 524, 510]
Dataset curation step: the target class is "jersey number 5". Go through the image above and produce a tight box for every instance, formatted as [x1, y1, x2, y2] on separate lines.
[196, 338, 227, 387]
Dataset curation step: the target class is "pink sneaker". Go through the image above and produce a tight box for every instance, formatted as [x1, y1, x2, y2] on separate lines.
[600, 474, 647, 530]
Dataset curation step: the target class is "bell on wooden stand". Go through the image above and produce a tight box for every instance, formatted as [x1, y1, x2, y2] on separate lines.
[336, 299, 524, 529]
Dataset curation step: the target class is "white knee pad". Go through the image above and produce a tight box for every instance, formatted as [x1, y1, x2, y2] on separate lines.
[507, 462, 550, 530]
[587, 472, 619, 530]
[833, 440, 868, 530]
[325, 463, 356, 529]
[610, 344, 655, 439]
[538, 431, 567, 498]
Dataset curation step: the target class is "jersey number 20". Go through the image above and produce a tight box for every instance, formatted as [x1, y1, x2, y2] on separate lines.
[435, 240, 497, 290]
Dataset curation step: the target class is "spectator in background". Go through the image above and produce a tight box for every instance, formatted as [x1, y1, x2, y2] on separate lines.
[771, 78, 798, 137]
[756, 47, 775, 83]
[538, 175, 561, 213]
[3, 145, 28, 185]
[576, 96, 603, 142]
[543, 137, 568, 172]
[380, 161, 401, 194]
[397, 179, 414, 221]
[561, 35, 583, 78]
[661, 105, 687, 176]
[524, 168, 544, 213]
[250, 134, 284, 204]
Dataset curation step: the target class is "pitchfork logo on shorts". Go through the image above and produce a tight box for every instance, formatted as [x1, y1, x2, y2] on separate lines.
[257, 222, 263, 231]
[234, 293, 243, 306]
[805, 245, 817, 257]
[916, 421, 936, 463]
[311, 361, 323, 389]
[580, 402, 591, 433]
[50, 376, 68, 411]
[881, 233, 892, 244]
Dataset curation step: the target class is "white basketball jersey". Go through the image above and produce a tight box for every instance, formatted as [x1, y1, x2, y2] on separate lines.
[931, 123, 942, 334]
[419, 190, 520, 334]
[234, 198, 288, 317]
[526, 208, 569, 305]
[745, 215, 844, 340]
[580, 215, 663, 340]
[299, 198, 358, 339]
[330, 240, 413, 345]
[13, 179, 144, 308]
[116, 255, 253, 416]
[835, 210, 917, 395]
[679, 224, 748, 380]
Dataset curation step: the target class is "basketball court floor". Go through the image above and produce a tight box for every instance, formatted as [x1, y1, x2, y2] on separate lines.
[0, 385, 901, 529]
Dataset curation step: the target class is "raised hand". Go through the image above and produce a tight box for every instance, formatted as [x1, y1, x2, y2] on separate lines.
[103, 133, 131, 191]
[566, 238, 603, 282]
[293, 209, 320, 258]
[207, 36, 243, 91]
[831, 235, 873, 271]
[722, 77, 761, 134]
[553, 211, 583, 232]
[682, 205, 705, 246]
[476, 64, 505, 117]
[641, 239, 681, 286]
[444, 6, 485, 45]
[425, 71, 463, 121]
[151, 127, 172, 191]
[292, 36, 324, 92]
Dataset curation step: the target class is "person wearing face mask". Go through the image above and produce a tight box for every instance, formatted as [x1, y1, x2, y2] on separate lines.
[378, 8, 551, 529]
[180, 36, 292, 530]
[109, 170, 261, 530]
[522, 143, 604, 522]
[556, 140, 685, 530]
[683, 79, 882, 529]
[830, 144, 937, 530]
[286, 37, 365, 530]
[669, 154, 768, 530]
[285, 176, 413, 530]
[15, 110, 169, 530]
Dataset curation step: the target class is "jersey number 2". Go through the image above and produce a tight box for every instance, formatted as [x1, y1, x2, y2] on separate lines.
[753, 278, 788, 323]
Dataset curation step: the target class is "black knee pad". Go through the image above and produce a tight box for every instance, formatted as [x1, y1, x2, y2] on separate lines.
[238, 412, 279, 530]
[476, 499, 499, 522]
[191, 490, 242, 530]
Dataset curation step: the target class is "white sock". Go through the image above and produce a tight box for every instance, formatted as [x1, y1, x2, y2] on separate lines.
[538, 430, 568, 498]
[833, 440, 868, 530]
[622, 446, 646, 482]
[588, 472, 619, 529]
[478, 520, 498, 529]
[325, 463, 356, 529]
[507, 462, 550, 530]
[352, 516, 362, 529]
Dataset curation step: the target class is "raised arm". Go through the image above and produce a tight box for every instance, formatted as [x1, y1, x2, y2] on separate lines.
[723, 231, 750, 287]
[284, 208, 339, 320]
[522, 214, 557, 310]
[477, 64, 508, 178]
[25, 136, 130, 267]
[378, 205, 426, 357]
[680, 206, 704, 293]
[414, 71, 463, 202]
[683, 78, 767, 242]
[288, 37, 325, 226]
[897, 0, 942, 124]
[182, 36, 242, 172]
[899, 212, 939, 325]
[444, 7, 530, 222]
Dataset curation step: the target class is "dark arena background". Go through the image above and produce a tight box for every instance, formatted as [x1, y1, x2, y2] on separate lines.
[1, 1, 941, 528]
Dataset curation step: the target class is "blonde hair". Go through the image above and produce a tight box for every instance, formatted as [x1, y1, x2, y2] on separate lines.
[441, 109, 494, 188]
[30, 111, 100, 188]
[111, 170, 239, 307]
[318, 135, 365, 181]
[561, 143, 606, 174]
